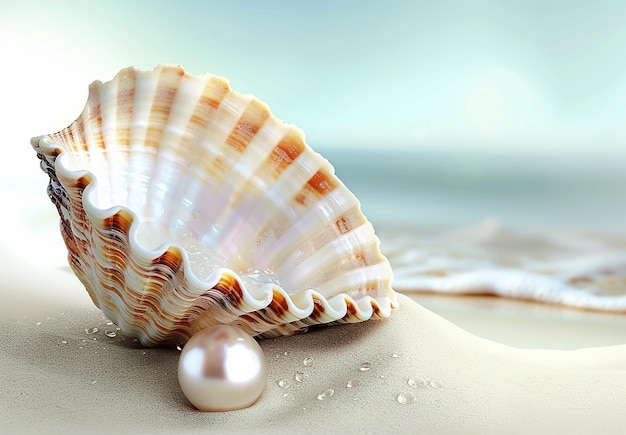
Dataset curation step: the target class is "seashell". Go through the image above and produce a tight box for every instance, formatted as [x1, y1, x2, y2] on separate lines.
[31, 65, 397, 346]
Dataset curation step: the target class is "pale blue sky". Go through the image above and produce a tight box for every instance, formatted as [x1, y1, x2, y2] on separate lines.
[1, 0, 625, 159]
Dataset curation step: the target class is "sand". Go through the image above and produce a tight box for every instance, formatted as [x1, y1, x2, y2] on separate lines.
[2, 246, 626, 434]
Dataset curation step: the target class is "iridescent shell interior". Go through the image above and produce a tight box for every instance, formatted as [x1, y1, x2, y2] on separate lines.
[32, 65, 397, 346]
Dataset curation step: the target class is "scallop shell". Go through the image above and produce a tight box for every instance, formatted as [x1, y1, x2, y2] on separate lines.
[31, 64, 397, 346]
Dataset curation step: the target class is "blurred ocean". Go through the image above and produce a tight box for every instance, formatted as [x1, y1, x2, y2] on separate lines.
[323, 149, 626, 231]
[324, 149, 626, 311]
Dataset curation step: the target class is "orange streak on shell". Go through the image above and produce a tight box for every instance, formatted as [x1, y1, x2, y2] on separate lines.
[268, 127, 305, 174]
[145, 66, 184, 149]
[225, 99, 270, 153]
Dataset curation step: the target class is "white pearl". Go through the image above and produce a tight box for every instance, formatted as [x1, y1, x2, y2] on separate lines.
[178, 325, 267, 411]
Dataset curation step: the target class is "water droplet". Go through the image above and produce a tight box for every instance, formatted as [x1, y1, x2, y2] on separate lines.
[278, 379, 291, 389]
[177, 229, 194, 239]
[142, 351, 147, 355]
[104, 330, 116, 338]
[429, 379, 443, 389]
[346, 378, 362, 388]
[283, 393, 295, 401]
[397, 392, 416, 404]
[115, 326, 121, 331]
[283, 351, 290, 356]
[85, 327, 99, 334]
[359, 362, 372, 371]
[106, 321, 113, 326]
[60, 339, 68, 344]
[90, 379, 97, 385]
[36, 321, 43, 326]
[294, 371, 307, 382]
[176, 345, 183, 352]
[408, 377, 426, 389]
[317, 389, 335, 400]
[303, 357, 313, 367]
[391, 352, 401, 358]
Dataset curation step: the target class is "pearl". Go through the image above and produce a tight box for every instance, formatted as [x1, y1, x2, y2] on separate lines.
[178, 325, 267, 411]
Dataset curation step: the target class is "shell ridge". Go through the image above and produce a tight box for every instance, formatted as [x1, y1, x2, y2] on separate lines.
[258, 187, 360, 277]
[271, 184, 353, 260]
[141, 66, 185, 221]
[210, 145, 324, 270]
[45, 145, 226, 345]
[151, 73, 208, 231]
[204, 119, 290, 260]
[277, 221, 383, 289]
[243, 149, 329, 266]
[99, 76, 125, 207]
[127, 68, 161, 218]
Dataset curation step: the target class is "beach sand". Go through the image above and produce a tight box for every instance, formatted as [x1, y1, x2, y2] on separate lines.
[2, 246, 625, 434]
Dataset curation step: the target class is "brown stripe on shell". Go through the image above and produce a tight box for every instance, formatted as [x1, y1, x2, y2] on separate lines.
[267, 126, 305, 174]
[294, 169, 338, 206]
[352, 250, 372, 268]
[371, 300, 381, 317]
[238, 313, 258, 325]
[261, 289, 292, 320]
[208, 97, 273, 178]
[309, 294, 326, 321]
[334, 206, 366, 235]
[287, 205, 368, 267]
[115, 67, 137, 148]
[98, 210, 132, 270]
[344, 298, 358, 318]
[233, 308, 304, 336]
[74, 174, 92, 190]
[76, 116, 89, 152]
[189, 76, 230, 131]
[259, 296, 385, 339]
[97, 266, 125, 307]
[226, 296, 287, 331]
[225, 99, 270, 153]
[308, 169, 337, 194]
[60, 128, 72, 148]
[86, 81, 104, 151]
[65, 125, 77, 151]
[180, 76, 231, 180]
[212, 273, 244, 308]
[102, 209, 133, 236]
[151, 246, 183, 271]
[145, 66, 184, 149]
[51, 117, 88, 153]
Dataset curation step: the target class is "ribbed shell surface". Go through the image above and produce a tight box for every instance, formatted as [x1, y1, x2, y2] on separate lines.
[32, 65, 397, 346]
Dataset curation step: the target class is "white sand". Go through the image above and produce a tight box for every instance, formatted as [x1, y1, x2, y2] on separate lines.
[2, 246, 626, 434]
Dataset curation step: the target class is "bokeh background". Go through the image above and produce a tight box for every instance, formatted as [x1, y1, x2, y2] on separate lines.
[1, 0, 626, 267]
[3, 1, 626, 153]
